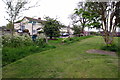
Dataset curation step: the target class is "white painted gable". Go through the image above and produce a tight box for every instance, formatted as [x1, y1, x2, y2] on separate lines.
[14, 17, 44, 35]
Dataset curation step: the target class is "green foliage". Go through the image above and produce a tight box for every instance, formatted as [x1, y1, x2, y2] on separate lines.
[2, 34, 33, 48]
[38, 31, 44, 34]
[2, 36, 118, 78]
[101, 44, 119, 52]
[74, 8, 84, 15]
[35, 37, 46, 47]
[73, 2, 101, 30]
[2, 34, 55, 66]
[2, 34, 47, 48]
[71, 25, 82, 36]
[85, 2, 119, 46]
[2, 44, 56, 67]
[44, 16, 64, 39]
[62, 36, 93, 44]
[6, 23, 13, 30]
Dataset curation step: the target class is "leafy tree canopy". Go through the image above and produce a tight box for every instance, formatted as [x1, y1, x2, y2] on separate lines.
[43, 16, 65, 39]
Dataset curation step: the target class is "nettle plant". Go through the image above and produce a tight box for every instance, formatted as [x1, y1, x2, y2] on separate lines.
[2, 34, 47, 48]
[2, 34, 33, 47]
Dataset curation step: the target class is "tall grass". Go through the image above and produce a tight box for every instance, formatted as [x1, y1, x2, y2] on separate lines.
[2, 34, 55, 66]
[2, 35, 93, 66]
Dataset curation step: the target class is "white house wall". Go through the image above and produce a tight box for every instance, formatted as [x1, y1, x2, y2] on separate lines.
[60, 28, 74, 34]
[14, 18, 44, 35]
[14, 23, 21, 30]
[24, 23, 43, 35]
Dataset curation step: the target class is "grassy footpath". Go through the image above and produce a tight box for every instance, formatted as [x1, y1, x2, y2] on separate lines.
[2, 36, 119, 78]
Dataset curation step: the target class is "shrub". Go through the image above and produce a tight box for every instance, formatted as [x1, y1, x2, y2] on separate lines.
[2, 34, 54, 67]
[35, 37, 46, 47]
[43, 44, 56, 48]
[101, 44, 119, 52]
[2, 34, 33, 48]
[23, 29, 29, 33]
[38, 31, 44, 34]
[63, 36, 93, 44]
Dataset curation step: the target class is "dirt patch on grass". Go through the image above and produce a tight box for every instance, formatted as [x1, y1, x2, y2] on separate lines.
[86, 49, 117, 56]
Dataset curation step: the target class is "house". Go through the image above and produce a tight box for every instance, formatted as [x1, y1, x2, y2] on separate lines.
[14, 17, 45, 35]
[83, 31, 90, 36]
[60, 25, 74, 36]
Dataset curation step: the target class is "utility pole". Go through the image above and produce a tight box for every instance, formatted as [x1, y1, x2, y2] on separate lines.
[32, 23, 33, 36]
[30, 21, 36, 36]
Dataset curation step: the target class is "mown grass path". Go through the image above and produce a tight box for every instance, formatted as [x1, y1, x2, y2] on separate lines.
[2, 36, 118, 78]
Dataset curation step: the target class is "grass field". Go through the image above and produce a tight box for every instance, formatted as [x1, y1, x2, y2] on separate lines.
[2, 36, 119, 78]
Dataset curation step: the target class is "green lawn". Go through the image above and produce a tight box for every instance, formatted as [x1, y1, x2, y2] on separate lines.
[2, 36, 119, 78]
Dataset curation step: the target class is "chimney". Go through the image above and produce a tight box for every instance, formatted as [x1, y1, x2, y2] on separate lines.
[38, 17, 41, 20]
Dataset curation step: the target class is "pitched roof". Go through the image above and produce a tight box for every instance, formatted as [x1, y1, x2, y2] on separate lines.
[15, 19, 24, 23]
[15, 17, 45, 24]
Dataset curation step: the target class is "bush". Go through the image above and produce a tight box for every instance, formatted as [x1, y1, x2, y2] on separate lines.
[2, 34, 33, 48]
[43, 44, 56, 48]
[35, 37, 46, 47]
[2, 34, 55, 67]
[38, 31, 44, 34]
[101, 44, 119, 52]
[63, 36, 93, 44]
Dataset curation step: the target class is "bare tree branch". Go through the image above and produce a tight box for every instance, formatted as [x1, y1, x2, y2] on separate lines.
[2, 0, 40, 36]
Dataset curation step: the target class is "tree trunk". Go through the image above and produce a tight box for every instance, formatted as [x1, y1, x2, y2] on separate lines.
[45, 37, 48, 43]
[44, 33, 48, 43]
[11, 29, 14, 36]
[11, 22, 14, 36]
[103, 31, 114, 46]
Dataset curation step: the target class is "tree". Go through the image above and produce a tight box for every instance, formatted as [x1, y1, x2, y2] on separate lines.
[71, 2, 102, 37]
[43, 17, 64, 39]
[6, 22, 13, 30]
[86, 1, 120, 46]
[71, 25, 82, 37]
[71, 2, 90, 34]
[2, 0, 39, 36]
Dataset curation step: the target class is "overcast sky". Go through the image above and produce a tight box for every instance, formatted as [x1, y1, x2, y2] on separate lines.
[0, 0, 83, 26]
